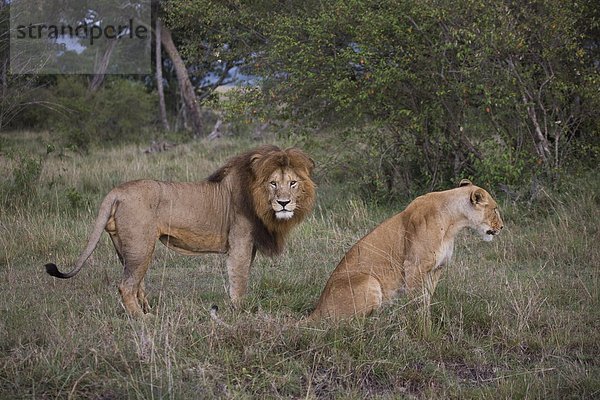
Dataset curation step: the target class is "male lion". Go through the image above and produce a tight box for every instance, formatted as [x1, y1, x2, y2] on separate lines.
[45, 145, 316, 317]
[308, 179, 503, 324]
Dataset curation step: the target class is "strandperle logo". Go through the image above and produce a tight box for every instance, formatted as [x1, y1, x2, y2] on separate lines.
[10, 0, 151, 74]
[15, 19, 149, 47]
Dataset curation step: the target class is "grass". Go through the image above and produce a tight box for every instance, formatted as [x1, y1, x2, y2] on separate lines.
[1, 131, 599, 399]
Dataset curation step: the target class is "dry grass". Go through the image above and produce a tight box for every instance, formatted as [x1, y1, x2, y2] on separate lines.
[0, 132, 598, 399]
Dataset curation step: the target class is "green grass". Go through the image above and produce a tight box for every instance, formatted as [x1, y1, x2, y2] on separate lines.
[1, 131, 598, 399]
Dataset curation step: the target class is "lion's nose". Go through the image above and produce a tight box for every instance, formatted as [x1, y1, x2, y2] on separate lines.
[277, 200, 290, 208]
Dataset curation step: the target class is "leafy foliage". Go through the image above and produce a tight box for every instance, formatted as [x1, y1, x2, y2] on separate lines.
[1, 0, 598, 196]
[218, 0, 600, 192]
[48, 77, 157, 150]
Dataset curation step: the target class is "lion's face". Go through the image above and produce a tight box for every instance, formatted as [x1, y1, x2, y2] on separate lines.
[248, 146, 316, 234]
[266, 168, 303, 220]
[469, 188, 504, 241]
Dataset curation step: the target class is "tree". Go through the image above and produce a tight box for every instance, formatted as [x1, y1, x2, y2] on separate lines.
[88, 38, 118, 94]
[0, 0, 53, 130]
[160, 19, 203, 136]
[163, 1, 268, 104]
[154, 19, 170, 131]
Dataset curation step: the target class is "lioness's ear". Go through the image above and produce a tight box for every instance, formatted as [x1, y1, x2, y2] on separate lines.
[459, 179, 472, 187]
[470, 188, 487, 206]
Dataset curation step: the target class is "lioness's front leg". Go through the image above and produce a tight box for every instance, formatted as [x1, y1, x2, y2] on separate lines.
[137, 280, 151, 314]
[404, 256, 439, 334]
[226, 217, 255, 306]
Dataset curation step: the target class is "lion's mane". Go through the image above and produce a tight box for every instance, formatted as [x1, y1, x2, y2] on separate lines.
[208, 144, 316, 256]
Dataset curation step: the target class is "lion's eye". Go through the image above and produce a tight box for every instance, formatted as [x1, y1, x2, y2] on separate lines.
[269, 181, 277, 188]
[290, 180, 298, 187]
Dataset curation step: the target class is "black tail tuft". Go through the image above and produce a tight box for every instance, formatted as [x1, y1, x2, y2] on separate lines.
[209, 304, 231, 327]
[45, 263, 69, 279]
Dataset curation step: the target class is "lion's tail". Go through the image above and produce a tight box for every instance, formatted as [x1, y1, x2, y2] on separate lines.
[45, 192, 118, 279]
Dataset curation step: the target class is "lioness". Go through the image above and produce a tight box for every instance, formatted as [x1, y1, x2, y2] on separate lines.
[45, 145, 316, 317]
[308, 179, 503, 322]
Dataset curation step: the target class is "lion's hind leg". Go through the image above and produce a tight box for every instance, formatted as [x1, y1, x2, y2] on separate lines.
[118, 241, 156, 318]
[108, 232, 125, 267]
[119, 256, 153, 317]
[109, 231, 151, 315]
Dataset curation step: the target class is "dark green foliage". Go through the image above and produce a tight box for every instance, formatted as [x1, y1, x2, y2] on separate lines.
[48, 77, 157, 150]
[191, 0, 599, 194]
[2, 0, 598, 197]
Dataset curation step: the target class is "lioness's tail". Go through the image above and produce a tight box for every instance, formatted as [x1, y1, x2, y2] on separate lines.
[209, 305, 232, 328]
[45, 192, 118, 279]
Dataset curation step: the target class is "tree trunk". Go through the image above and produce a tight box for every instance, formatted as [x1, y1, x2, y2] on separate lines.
[507, 58, 551, 163]
[208, 119, 223, 140]
[88, 38, 118, 94]
[160, 20, 202, 137]
[521, 92, 550, 162]
[1, 57, 6, 98]
[1, 0, 8, 100]
[155, 20, 170, 131]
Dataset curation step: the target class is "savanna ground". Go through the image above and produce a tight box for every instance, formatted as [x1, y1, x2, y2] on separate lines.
[0, 132, 598, 399]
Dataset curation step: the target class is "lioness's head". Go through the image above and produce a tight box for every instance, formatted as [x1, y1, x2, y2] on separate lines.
[459, 179, 504, 241]
[250, 146, 316, 227]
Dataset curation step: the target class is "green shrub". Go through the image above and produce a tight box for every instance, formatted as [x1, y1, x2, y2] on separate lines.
[470, 139, 529, 190]
[1, 153, 43, 206]
[50, 77, 157, 150]
[65, 187, 87, 210]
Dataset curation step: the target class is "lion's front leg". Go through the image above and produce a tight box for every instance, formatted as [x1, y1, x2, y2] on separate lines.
[226, 218, 255, 307]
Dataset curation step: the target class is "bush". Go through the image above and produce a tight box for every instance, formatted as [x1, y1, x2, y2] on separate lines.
[469, 139, 529, 190]
[50, 77, 157, 150]
[0, 152, 43, 207]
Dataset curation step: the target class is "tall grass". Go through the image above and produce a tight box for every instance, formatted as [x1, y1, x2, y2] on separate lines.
[0, 132, 598, 398]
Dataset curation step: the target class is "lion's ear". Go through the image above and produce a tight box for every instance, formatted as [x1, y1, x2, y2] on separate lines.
[285, 148, 315, 175]
[459, 179, 472, 187]
[250, 153, 263, 164]
[470, 188, 487, 206]
[305, 156, 315, 175]
[249, 153, 265, 174]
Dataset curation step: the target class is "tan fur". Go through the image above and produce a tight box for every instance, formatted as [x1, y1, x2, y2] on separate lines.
[308, 180, 503, 323]
[45, 145, 316, 317]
